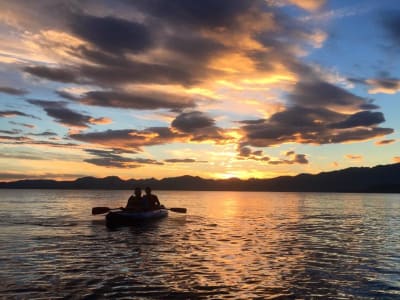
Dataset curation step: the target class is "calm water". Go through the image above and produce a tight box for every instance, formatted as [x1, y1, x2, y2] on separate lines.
[0, 190, 399, 299]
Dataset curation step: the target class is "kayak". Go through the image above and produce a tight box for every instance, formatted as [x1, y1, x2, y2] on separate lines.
[106, 209, 168, 227]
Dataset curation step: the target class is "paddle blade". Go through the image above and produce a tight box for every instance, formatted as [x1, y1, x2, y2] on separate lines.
[169, 207, 187, 213]
[92, 207, 111, 215]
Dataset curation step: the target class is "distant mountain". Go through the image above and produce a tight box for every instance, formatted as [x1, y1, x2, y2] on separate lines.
[1, 163, 400, 192]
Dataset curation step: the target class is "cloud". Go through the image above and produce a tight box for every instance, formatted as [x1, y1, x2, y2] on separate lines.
[70, 112, 231, 151]
[381, 10, 400, 46]
[366, 78, 400, 94]
[268, 153, 308, 165]
[375, 139, 396, 146]
[238, 148, 308, 165]
[0, 134, 78, 147]
[70, 128, 184, 151]
[0, 110, 39, 119]
[329, 111, 385, 129]
[0, 86, 28, 95]
[171, 111, 229, 142]
[288, 80, 373, 112]
[345, 154, 363, 161]
[164, 158, 207, 163]
[80, 90, 197, 110]
[172, 111, 215, 132]
[89, 117, 112, 125]
[84, 149, 163, 168]
[23, 66, 80, 83]
[240, 106, 392, 147]
[393, 157, 400, 163]
[287, 0, 325, 11]
[9, 121, 35, 128]
[70, 14, 152, 54]
[28, 99, 109, 128]
[0, 129, 22, 135]
[130, 0, 255, 30]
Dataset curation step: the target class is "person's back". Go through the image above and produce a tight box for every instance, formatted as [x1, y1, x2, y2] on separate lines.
[125, 187, 148, 211]
[143, 187, 161, 210]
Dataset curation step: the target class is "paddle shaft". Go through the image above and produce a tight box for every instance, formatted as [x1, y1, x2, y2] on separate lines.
[92, 206, 186, 215]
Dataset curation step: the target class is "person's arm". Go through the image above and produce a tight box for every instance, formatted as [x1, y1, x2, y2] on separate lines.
[125, 195, 134, 208]
[154, 195, 161, 207]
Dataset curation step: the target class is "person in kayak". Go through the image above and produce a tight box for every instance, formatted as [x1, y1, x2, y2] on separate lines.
[143, 187, 161, 210]
[124, 187, 149, 212]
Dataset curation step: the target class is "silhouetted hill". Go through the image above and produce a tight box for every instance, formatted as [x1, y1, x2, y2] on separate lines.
[1, 163, 400, 192]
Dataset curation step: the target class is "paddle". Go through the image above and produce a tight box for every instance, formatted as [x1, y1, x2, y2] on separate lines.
[91, 206, 187, 215]
[92, 207, 120, 215]
[168, 207, 187, 213]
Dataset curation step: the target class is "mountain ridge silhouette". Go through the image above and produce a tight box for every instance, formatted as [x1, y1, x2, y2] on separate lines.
[1, 163, 399, 192]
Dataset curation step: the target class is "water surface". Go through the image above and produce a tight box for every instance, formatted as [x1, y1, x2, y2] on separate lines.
[0, 190, 399, 299]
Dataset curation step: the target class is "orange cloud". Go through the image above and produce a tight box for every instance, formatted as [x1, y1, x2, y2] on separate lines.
[345, 154, 363, 161]
[393, 157, 400, 163]
[89, 117, 112, 125]
[375, 139, 396, 146]
[288, 0, 325, 11]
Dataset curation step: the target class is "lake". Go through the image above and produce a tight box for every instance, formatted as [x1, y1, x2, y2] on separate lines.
[0, 189, 399, 299]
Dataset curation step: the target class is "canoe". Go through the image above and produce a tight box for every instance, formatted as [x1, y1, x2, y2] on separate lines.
[106, 209, 168, 227]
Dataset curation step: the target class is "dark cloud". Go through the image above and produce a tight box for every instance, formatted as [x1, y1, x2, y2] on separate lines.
[289, 80, 369, 111]
[70, 127, 184, 150]
[237, 147, 307, 165]
[286, 151, 295, 156]
[0, 134, 78, 148]
[0, 86, 28, 95]
[369, 78, 400, 89]
[0, 135, 32, 143]
[79, 60, 200, 86]
[171, 111, 228, 142]
[269, 153, 308, 165]
[0, 110, 39, 119]
[172, 111, 215, 132]
[9, 121, 35, 128]
[84, 149, 162, 168]
[164, 158, 207, 163]
[70, 14, 152, 54]
[0, 129, 22, 135]
[164, 32, 227, 61]
[131, 0, 255, 29]
[381, 10, 400, 46]
[375, 139, 396, 146]
[237, 146, 265, 159]
[240, 105, 393, 147]
[330, 111, 385, 129]
[29, 131, 58, 137]
[23, 66, 80, 83]
[56, 90, 80, 100]
[69, 117, 230, 150]
[28, 100, 108, 128]
[81, 90, 196, 110]
[238, 77, 392, 149]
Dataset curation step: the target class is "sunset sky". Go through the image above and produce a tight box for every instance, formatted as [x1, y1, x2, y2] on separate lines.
[1, 0, 399, 181]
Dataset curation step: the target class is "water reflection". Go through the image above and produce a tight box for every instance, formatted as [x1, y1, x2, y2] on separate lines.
[0, 190, 400, 298]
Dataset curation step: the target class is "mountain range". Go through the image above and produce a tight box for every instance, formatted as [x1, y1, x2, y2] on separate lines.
[1, 163, 400, 193]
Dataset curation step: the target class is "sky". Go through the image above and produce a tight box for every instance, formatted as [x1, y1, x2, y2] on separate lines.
[0, 0, 400, 181]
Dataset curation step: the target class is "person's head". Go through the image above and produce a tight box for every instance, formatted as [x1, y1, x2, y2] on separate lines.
[134, 187, 142, 196]
[145, 187, 152, 195]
